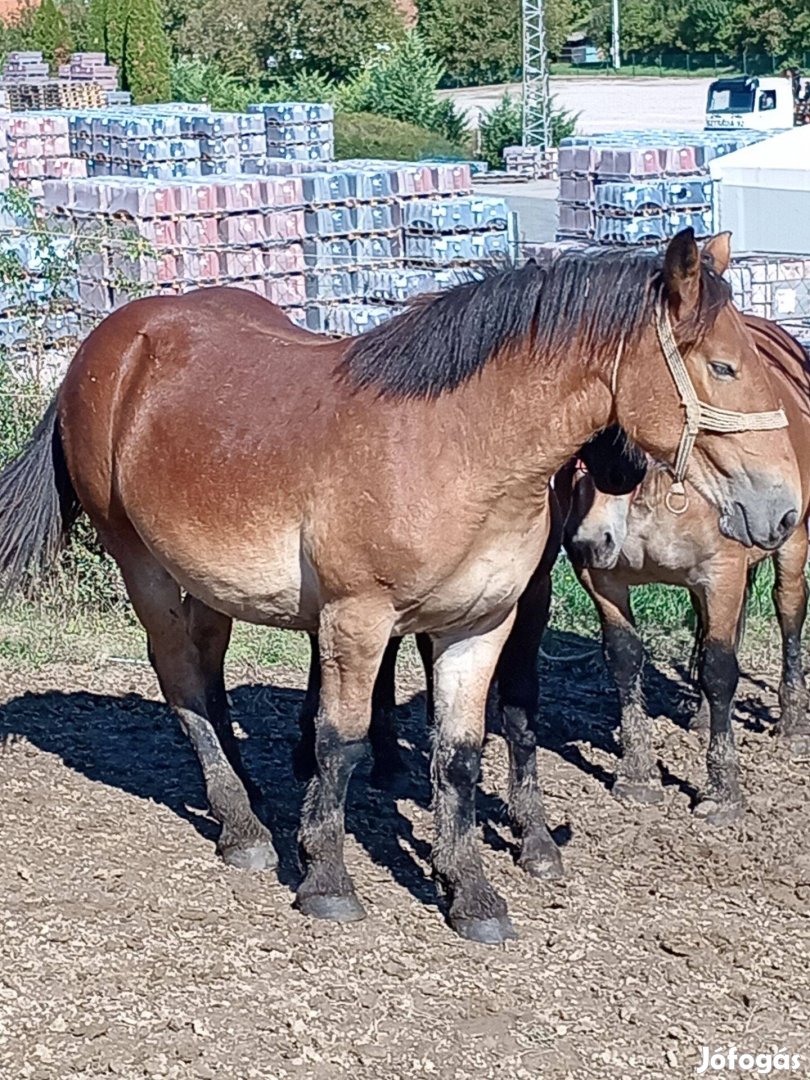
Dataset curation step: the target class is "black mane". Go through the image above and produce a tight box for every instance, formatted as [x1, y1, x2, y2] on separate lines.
[342, 246, 731, 400]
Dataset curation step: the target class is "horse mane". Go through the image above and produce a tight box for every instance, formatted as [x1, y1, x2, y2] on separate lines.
[342, 247, 731, 400]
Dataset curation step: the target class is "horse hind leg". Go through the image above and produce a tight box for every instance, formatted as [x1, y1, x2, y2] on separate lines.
[297, 634, 407, 789]
[772, 527, 810, 756]
[116, 539, 277, 870]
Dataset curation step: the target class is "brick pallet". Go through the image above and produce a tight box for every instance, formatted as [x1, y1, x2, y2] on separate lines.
[556, 128, 776, 246]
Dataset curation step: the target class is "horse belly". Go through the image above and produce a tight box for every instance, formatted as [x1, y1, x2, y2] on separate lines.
[151, 526, 321, 630]
[395, 536, 542, 636]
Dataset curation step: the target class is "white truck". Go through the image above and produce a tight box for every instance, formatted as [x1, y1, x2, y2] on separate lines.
[705, 75, 810, 131]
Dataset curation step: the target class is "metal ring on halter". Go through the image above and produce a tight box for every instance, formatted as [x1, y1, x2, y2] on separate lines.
[665, 482, 689, 515]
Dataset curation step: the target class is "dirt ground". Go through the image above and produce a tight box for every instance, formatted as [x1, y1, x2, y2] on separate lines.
[1, 636, 808, 1080]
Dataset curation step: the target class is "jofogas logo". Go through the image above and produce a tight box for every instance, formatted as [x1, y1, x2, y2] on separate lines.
[696, 1047, 802, 1075]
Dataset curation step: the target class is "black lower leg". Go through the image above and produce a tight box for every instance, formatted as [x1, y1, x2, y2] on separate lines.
[178, 706, 277, 869]
[369, 637, 405, 786]
[695, 641, 742, 823]
[296, 723, 367, 921]
[499, 669, 562, 879]
[603, 623, 659, 798]
[432, 738, 513, 942]
[415, 633, 434, 726]
[294, 633, 321, 781]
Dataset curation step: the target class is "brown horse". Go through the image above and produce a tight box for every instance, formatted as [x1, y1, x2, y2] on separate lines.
[565, 315, 810, 823]
[0, 229, 800, 944]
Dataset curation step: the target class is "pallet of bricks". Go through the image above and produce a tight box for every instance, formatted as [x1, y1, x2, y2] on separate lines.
[556, 129, 772, 245]
[0, 197, 79, 355]
[299, 159, 512, 334]
[1, 51, 107, 111]
[42, 173, 310, 333]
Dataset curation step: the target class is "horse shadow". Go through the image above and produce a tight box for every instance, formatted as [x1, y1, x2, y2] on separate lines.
[533, 629, 705, 795]
[0, 680, 466, 911]
[0, 626, 744, 909]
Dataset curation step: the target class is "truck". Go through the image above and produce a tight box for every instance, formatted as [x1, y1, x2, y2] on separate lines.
[705, 75, 810, 131]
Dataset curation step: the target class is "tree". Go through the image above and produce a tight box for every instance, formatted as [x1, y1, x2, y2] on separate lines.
[418, 0, 520, 85]
[264, 0, 405, 81]
[179, 0, 271, 80]
[32, 0, 73, 67]
[479, 92, 577, 168]
[124, 0, 172, 102]
[677, 0, 734, 51]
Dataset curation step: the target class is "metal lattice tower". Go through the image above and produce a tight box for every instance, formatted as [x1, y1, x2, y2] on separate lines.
[522, 0, 551, 152]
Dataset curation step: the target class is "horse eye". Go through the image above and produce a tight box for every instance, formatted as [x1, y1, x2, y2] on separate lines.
[708, 360, 737, 381]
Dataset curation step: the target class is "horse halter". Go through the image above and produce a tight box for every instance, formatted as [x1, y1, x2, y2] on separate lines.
[653, 302, 788, 515]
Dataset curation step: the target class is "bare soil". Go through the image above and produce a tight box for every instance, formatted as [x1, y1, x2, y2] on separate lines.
[1, 637, 808, 1080]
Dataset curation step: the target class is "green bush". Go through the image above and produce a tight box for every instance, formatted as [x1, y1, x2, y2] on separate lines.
[334, 111, 469, 160]
[479, 92, 578, 169]
[124, 0, 172, 103]
[32, 0, 73, 67]
[171, 55, 261, 110]
[342, 31, 468, 141]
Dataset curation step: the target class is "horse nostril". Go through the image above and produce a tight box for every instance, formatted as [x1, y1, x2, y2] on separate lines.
[780, 509, 799, 536]
[604, 531, 613, 548]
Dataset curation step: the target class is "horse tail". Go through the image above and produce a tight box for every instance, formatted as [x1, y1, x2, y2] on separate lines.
[0, 397, 81, 594]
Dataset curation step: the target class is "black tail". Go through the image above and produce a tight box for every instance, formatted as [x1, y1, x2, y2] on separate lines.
[0, 398, 81, 594]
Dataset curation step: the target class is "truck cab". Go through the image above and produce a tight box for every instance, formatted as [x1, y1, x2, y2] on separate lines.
[705, 76, 794, 131]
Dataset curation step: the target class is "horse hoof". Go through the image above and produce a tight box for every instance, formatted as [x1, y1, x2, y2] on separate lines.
[693, 798, 742, 827]
[783, 731, 810, 758]
[219, 839, 278, 872]
[295, 892, 367, 923]
[612, 779, 664, 805]
[451, 914, 517, 945]
[519, 848, 564, 881]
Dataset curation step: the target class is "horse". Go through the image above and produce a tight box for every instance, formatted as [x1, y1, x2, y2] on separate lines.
[564, 315, 810, 824]
[0, 228, 800, 944]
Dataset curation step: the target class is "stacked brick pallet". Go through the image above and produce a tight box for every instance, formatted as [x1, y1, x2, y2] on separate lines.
[249, 102, 334, 164]
[5, 113, 87, 195]
[0, 198, 80, 353]
[557, 129, 775, 245]
[42, 174, 309, 331]
[299, 159, 513, 334]
[1, 52, 107, 111]
[57, 53, 119, 93]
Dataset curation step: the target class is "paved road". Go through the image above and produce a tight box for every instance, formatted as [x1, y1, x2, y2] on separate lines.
[446, 76, 712, 132]
[463, 77, 714, 243]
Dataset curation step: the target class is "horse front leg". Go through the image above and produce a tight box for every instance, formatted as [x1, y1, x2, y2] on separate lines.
[772, 526, 810, 755]
[495, 564, 563, 880]
[692, 562, 747, 826]
[431, 612, 517, 944]
[584, 570, 661, 803]
[295, 600, 393, 923]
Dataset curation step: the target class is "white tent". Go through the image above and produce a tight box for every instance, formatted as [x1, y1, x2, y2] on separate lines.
[709, 126, 810, 254]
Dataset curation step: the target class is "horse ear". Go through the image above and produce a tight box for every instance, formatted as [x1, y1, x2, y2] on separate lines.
[663, 227, 700, 320]
[702, 231, 732, 276]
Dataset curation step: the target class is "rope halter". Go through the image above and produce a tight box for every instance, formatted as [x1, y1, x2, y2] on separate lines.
[653, 301, 788, 515]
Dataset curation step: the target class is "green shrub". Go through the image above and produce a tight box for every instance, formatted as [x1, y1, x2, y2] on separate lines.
[171, 55, 261, 110]
[341, 32, 468, 142]
[334, 111, 469, 160]
[479, 92, 578, 169]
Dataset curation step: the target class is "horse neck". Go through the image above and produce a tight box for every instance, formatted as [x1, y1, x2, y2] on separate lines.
[453, 344, 615, 485]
